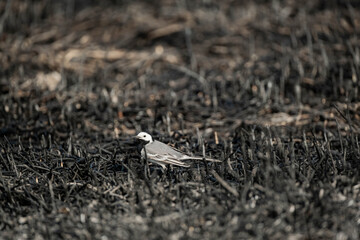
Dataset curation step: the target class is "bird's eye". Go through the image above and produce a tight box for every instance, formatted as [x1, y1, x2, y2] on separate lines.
[143, 135, 146, 137]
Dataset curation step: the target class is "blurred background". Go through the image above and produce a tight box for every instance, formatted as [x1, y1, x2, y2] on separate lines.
[1, 0, 359, 139]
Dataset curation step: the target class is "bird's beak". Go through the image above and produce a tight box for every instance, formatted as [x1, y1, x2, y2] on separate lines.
[135, 135, 141, 139]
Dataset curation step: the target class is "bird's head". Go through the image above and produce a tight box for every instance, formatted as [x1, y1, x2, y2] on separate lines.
[135, 132, 153, 143]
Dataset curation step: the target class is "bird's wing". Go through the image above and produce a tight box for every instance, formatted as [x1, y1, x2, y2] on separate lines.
[145, 151, 190, 167]
[179, 156, 222, 162]
[148, 141, 221, 162]
[143, 140, 221, 166]
[142, 142, 190, 167]
[148, 141, 189, 158]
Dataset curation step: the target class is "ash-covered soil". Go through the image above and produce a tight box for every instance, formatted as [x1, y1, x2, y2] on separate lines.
[1, 0, 360, 239]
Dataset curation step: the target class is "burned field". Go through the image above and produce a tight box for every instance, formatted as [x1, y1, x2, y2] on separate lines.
[1, 0, 360, 239]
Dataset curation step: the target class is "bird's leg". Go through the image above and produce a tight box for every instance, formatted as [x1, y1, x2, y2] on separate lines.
[160, 164, 167, 170]
[166, 164, 173, 181]
[154, 164, 166, 181]
[143, 148, 151, 179]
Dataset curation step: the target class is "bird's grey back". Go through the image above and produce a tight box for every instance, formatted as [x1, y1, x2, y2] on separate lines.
[145, 140, 185, 158]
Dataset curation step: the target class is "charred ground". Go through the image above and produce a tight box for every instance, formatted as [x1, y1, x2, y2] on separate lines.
[0, 0, 360, 239]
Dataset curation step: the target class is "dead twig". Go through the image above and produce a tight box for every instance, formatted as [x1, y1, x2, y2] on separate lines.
[211, 170, 239, 197]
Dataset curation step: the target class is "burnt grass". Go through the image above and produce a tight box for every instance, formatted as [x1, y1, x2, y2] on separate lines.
[1, 0, 360, 239]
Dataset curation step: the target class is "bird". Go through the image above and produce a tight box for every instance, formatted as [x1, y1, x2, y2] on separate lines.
[135, 132, 221, 168]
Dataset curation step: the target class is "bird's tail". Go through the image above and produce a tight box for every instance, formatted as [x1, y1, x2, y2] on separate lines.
[181, 156, 222, 162]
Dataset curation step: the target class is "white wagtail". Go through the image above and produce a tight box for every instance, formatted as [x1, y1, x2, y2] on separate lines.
[135, 132, 221, 168]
